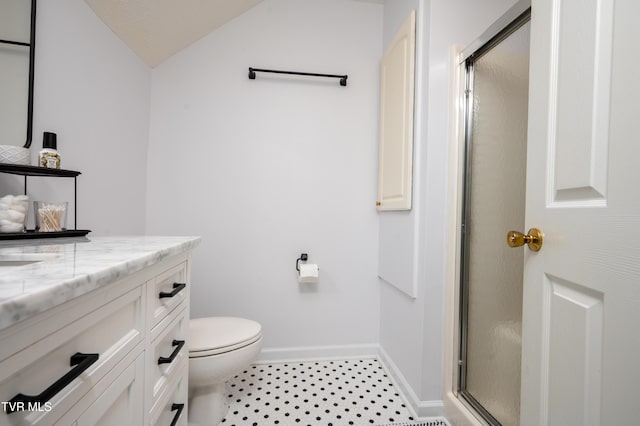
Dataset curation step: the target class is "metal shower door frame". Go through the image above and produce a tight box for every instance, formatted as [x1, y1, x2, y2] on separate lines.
[457, 2, 531, 424]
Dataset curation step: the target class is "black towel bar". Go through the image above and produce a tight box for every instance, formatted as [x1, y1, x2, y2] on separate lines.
[248, 67, 348, 86]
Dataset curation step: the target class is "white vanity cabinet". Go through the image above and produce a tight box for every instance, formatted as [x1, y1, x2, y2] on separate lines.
[146, 262, 190, 425]
[0, 247, 193, 426]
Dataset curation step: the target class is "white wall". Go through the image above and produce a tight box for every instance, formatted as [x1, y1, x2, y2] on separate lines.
[0, 0, 151, 234]
[146, 0, 383, 351]
[378, 0, 520, 411]
[34, 0, 151, 234]
[379, 0, 431, 411]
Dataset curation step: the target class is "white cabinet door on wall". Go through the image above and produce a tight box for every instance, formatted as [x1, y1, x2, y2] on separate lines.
[377, 10, 416, 211]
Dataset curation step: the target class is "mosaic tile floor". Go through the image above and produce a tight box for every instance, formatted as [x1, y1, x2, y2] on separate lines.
[220, 358, 416, 425]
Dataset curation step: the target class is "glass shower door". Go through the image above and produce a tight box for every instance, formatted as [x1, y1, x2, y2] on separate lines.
[459, 14, 531, 426]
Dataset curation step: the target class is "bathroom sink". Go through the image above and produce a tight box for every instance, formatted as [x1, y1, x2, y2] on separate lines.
[0, 253, 59, 266]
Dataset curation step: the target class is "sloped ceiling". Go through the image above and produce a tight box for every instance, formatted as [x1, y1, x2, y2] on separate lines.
[84, 0, 264, 67]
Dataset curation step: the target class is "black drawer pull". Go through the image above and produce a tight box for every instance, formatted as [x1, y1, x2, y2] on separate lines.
[6, 352, 99, 414]
[159, 283, 186, 299]
[158, 340, 185, 365]
[170, 403, 185, 426]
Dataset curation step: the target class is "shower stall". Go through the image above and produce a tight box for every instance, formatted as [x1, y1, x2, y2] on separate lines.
[457, 4, 531, 425]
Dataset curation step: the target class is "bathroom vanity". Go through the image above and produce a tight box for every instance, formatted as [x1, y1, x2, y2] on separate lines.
[0, 236, 200, 425]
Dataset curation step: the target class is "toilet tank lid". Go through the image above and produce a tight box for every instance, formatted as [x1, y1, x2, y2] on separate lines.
[189, 316, 262, 353]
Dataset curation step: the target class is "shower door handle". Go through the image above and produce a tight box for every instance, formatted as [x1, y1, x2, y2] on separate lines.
[506, 228, 543, 252]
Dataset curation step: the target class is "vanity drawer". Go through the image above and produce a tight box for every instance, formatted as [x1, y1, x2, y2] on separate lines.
[148, 263, 188, 330]
[147, 306, 188, 409]
[0, 287, 143, 426]
[150, 363, 188, 426]
[55, 347, 144, 426]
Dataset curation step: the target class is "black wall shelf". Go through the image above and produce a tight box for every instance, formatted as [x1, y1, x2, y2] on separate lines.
[0, 162, 90, 240]
[0, 229, 90, 241]
[0, 163, 80, 177]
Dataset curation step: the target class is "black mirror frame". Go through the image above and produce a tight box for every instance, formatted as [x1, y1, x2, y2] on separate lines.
[0, 0, 36, 148]
[25, 0, 37, 148]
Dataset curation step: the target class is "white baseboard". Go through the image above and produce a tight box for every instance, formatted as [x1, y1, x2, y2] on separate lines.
[256, 344, 446, 421]
[256, 343, 379, 364]
[378, 346, 445, 419]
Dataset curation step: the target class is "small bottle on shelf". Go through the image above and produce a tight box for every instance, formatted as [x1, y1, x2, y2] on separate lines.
[39, 132, 61, 169]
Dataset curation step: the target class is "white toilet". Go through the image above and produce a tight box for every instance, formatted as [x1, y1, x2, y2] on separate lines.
[188, 317, 262, 426]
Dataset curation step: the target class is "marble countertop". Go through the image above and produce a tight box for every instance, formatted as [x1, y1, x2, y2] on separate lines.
[0, 236, 201, 331]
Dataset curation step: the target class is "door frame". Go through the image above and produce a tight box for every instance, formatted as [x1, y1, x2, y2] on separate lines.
[443, 1, 531, 424]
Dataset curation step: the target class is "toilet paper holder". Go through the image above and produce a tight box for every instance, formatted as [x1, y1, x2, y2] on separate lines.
[296, 253, 308, 271]
[296, 253, 319, 272]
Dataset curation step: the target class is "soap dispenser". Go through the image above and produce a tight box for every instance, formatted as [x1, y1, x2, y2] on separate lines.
[39, 132, 61, 169]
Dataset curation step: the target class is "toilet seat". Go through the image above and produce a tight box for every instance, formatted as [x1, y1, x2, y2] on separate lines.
[189, 317, 262, 358]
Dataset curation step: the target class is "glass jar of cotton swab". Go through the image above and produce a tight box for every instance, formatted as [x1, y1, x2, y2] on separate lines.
[34, 201, 68, 232]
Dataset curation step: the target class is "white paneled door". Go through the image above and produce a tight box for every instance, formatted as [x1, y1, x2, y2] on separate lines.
[520, 0, 640, 424]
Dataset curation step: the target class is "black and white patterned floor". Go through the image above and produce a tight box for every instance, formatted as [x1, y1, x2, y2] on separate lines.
[220, 358, 416, 425]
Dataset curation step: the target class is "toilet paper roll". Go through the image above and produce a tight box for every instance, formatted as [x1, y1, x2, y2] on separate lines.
[298, 263, 319, 284]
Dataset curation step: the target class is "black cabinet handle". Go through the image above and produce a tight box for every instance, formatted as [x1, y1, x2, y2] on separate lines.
[158, 340, 185, 365]
[169, 403, 185, 426]
[159, 283, 186, 299]
[7, 352, 99, 414]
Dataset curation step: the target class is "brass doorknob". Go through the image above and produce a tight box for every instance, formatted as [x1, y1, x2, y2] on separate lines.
[506, 228, 543, 252]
